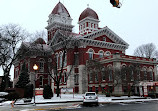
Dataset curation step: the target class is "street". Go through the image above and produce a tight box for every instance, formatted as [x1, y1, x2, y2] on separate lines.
[47, 101, 158, 111]
[0, 101, 158, 111]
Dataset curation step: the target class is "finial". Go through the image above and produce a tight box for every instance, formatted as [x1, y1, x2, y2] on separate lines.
[87, 4, 89, 8]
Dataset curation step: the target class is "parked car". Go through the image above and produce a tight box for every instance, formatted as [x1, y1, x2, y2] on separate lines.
[83, 92, 98, 106]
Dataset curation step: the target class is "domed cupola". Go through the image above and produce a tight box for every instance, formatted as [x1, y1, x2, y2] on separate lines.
[79, 8, 99, 21]
[46, 2, 74, 42]
[51, 2, 71, 17]
[78, 7, 100, 35]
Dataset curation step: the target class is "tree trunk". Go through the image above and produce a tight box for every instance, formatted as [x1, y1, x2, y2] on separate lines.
[4, 71, 10, 89]
[56, 82, 60, 97]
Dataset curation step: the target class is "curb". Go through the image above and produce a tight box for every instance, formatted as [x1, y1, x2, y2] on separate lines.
[14, 100, 83, 106]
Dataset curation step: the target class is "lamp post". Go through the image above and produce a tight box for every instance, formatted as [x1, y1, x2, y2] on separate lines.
[33, 64, 38, 105]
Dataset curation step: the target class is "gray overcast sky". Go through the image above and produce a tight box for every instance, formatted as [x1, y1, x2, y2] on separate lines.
[0, 0, 158, 79]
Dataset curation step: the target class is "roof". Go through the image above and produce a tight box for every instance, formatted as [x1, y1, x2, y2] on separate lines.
[34, 38, 46, 44]
[79, 8, 99, 21]
[51, 2, 70, 17]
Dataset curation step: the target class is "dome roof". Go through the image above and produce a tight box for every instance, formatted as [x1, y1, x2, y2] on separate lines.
[34, 38, 46, 44]
[79, 8, 99, 21]
[51, 2, 70, 17]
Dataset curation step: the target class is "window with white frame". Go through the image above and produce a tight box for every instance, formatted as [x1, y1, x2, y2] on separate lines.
[143, 67, 147, 80]
[99, 51, 104, 58]
[121, 65, 127, 80]
[149, 68, 153, 81]
[55, 54, 59, 68]
[108, 66, 113, 81]
[59, 52, 63, 68]
[95, 69, 98, 82]
[74, 74, 79, 84]
[105, 51, 111, 56]
[64, 53, 67, 67]
[149, 71, 153, 81]
[129, 65, 134, 81]
[88, 49, 94, 60]
[39, 59, 45, 72]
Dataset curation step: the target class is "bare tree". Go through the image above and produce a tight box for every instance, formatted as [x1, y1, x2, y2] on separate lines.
[86, 59, 123, 96]
[28, 30, 47, 42]
[134, 43, 158, 58]
[48, 36, 79, 97]
[0, 24, 29, 88]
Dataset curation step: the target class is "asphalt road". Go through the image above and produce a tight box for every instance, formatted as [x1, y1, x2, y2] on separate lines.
[48, 101, 158, 111]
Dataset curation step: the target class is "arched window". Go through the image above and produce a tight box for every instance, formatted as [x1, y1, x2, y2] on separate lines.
[121, 65, 127, 80]
[99, 50, 104, 58]
[88, 49, 94, 60]
[39, 59, 45, 72]
[105, 51, 111, 56]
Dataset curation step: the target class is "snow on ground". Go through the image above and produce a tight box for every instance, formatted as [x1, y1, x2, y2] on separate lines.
[0, 94, 158, 107]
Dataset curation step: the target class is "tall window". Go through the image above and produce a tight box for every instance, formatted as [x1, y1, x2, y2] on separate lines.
[89, 69, 93, 82]
[59, 52, 63, 68]
[99, 51, 104, 58]
[64, 53, 67, 67]
[95, 69, 98, 82]
[55, 53, 59, 68]
[101, 67, 106, 81]
[74, 74, 79, 84]
[88, 49, 94, 60]
[39, 59, 45, 72]
[129, 65, 134, 81]
[121, 65, 127, 80]
[39, 76, 43, 87]
[64, 72, 67, 83]
[108, 66, 113, 81]
[149, 68, 153, 81]
[143, 67, 147, 80]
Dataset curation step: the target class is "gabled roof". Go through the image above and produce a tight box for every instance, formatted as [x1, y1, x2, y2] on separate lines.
[49, 26, 129, 51]
[81, 26, 129, 46]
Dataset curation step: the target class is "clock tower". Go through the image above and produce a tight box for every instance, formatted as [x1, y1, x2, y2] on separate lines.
[46, 2, 74, 42]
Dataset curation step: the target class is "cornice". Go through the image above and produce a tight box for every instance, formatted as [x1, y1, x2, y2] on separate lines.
[79, 38, 127, 50]
[100, 56, 157, 65]
[82, 26, 129, 47]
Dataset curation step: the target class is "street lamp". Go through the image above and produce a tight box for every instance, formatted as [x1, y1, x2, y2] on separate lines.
[33, 64, 38, 105]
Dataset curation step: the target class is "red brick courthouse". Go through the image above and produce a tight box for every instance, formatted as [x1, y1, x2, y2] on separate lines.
[13, 2, 158, 97]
